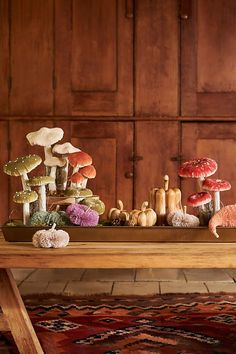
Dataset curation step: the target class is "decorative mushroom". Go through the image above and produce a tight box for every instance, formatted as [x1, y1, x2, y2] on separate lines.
[178, 157, 218, 191]
[202, 178, 231, 214]
[52, 142, 80, 190]
[208, 204, 236, 238]
[187, 191, 212, 225]
[80, 165, 96, 188]
[13, 190, 38, 224]
[26, 127, 64, 169]
[3, 154, 42, 191]
[27, 176, 55, 212]
[70, 172, 85, 189]
[44, 156, 67, 192]
[68, 151, 92, 175]
[82, 195, 105, 215]
[32, 223, 70, 248]
[64, 188, 93, 203]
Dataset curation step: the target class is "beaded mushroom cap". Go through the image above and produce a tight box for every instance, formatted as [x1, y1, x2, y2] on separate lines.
[178, 158, 217, 178]
[202, 178, 231, 192]
[187, 192, 212, 207]
[3, 155, 42, 176]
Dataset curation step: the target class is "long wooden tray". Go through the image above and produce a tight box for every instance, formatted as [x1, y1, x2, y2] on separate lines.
[1, 225, 236, 242]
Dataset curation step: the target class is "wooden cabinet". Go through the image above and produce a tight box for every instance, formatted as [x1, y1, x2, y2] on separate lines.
[55, 0, 133, 116]
[181, 0, 236, 116]
[0, 1, 9, 115]
[135, 121, 179, 207]
[181, 122, 236, 207]
[135, 0, 179, 117]
[0, 122, 9, 225]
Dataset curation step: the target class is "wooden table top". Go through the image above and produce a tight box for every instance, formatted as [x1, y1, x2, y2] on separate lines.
[1, 231, 236, 268]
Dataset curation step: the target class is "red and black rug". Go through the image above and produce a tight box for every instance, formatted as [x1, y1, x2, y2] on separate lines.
[1, 293, 236, 353]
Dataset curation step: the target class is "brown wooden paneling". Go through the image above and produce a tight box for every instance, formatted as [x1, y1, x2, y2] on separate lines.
[65, 121, 134, 214]
[0, 0, 9, 114]
[55, 0, 133, 116]
[10, 0, 53, 115]
[135, 0, 179, 116]
[181, 0, 236, 116]
[0, 122, 9, 225]
[181, 123, 236, 208]
[135, 121, 179, 208]
[9, 120, 54, 218]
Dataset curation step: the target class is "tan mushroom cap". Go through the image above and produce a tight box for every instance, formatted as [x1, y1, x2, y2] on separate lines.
[3, 155, 42, 176]
[27, 176, 55, 187]
[52, 142, 80, 155]
[13, 190, 38, 204]
[44, 156, 67, 167]
[26, 127, 64, 147]
[64, 188, 93, 198]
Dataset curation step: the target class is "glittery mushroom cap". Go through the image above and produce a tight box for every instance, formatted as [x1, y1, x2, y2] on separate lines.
[64, 188, 93, 198]
[68, 151, 92, 168]
[80, 165, 96, 179]
[3, 155, 42, 176]
[187, 192, 212, 207]
[70, 172, 85, 184]
[202, 178, 231, 192]
[26, 176, 55, 187]
[26, 127, 64, 147]
[13, 190, 38, 204]
[178, 158, 217, 178]
[52, 142, 80, 155]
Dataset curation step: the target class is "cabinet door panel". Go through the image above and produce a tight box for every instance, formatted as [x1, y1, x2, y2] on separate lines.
[9, 120, 54, 218]
[0, 122, 9, 224]
[65, 121, 134, 214]
[181, 0, 236, 116]
[135, 121, 179, 208]
[181, 123, 236, 207]
[0, 1, 9, 114]
[55, 0, 133, 116]
[10, 0, 54, 115]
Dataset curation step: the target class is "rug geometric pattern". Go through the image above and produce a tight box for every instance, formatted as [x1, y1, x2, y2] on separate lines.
[1, 293, 236, 353]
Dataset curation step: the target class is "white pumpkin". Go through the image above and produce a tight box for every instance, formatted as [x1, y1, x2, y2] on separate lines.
[32, 223, 69, 248]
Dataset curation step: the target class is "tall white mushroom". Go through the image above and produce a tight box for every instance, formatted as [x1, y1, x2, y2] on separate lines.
[44, 156, 67, 193]
[52, 142, 80, 190]
[27, 176, 55, 211]
[26, 127, 64, 174]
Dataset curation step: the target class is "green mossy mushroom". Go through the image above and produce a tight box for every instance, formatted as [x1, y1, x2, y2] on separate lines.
[13, 190, 38, 225]
[27, 176, 55, 212]
[82, 195, 105, 215]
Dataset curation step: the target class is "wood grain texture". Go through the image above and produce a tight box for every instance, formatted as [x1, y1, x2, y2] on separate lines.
[0, 314, 9, 331]
[181, 122, 236, 207]
[135, 121, 179, 208]
[181, 0, 236, 116]
[55, 0, 133, 116]
[0, 121, 9, 225]
[0, 0, 9, 114]
[10, 0, 53, 115]
[0, 269, 43, 353]
[135, 0, 179, 116]
[1, 232, 236, 268]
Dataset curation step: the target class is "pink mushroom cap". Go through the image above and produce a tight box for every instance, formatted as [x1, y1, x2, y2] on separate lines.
[202, 178, 231, 192]
[187, 192, 212, 207]
[178, 158, 217, 178]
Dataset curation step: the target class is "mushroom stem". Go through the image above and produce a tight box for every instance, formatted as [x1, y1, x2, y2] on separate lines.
[214, 191, 221, 214]
[60, 158, 69, 190]
[23, 203, 30, 225]
[81, 178, 88, 189]
[44, 145, 53, 176]
[197, 177, 205, 192]
[49, 167, 57, 192]
[21, 173, 30, 191]
[38, 185, 46, 212]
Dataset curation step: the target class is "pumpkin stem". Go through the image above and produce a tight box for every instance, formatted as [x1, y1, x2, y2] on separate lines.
[164, 175, 169, 191]
[50, 223, 57, 231]
[117, 200, 123, 211]
[183, 205, 187, 216]
[141, 201, 149, 211]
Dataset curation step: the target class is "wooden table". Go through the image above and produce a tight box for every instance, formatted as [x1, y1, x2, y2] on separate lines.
[1, 230, 236, 353]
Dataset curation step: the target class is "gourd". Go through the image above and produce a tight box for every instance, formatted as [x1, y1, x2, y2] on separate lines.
[129, 201, 157, 227]
[167, 206, 199, 227]
[32, 223, 70, 248]
[108, 200, 129, 223]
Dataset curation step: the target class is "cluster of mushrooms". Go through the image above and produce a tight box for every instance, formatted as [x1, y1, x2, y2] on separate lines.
[3, 127, 105, 227]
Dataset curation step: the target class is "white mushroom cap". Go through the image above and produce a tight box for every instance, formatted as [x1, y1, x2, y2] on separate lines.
[26, 127, 64, 147]
[44, 156, 67, 167]
[52, 142, 80, 155]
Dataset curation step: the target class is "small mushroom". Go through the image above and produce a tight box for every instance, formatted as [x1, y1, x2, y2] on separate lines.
[27, 176, 55, 212]
[44, 156, 67, 192]
[187, 192, 212, 225]
[3, 154, 42, 191]
[64, 188, 93, 203]
[70, 172, 85, 189]
[32, 223, 70, 248]
[178, 157, 218, 191]
[202, 178, 231, 214]
[68, 151, 92, 175]
[82, 195, 105, 215]
[80, 165, 96, 188]
[13, 190, 38, 225]
[52, 142, 80, 190]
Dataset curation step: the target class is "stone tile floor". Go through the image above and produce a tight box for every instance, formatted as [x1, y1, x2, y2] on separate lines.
[12, 268, 236, 295]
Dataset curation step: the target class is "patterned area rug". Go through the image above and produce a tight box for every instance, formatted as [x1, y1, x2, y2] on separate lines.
[1, 293, 236, 353]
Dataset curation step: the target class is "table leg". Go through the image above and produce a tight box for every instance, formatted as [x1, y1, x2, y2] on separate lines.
[0, 268, 44, 354]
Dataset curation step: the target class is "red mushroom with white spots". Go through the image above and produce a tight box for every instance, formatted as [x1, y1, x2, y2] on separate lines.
[178, 158, 218, 191]
[202, 178, 231, 214]
[187, 191, 212, 225]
